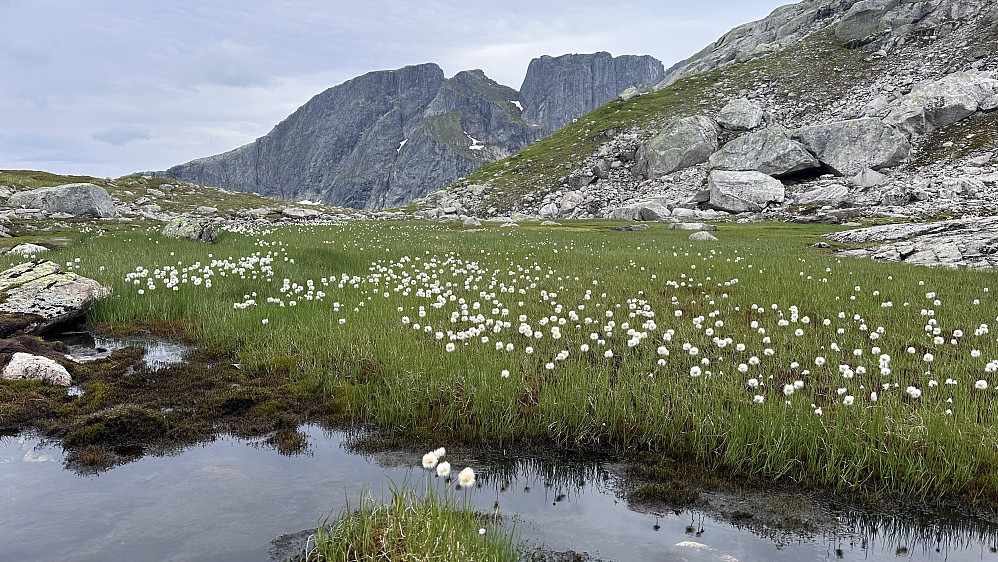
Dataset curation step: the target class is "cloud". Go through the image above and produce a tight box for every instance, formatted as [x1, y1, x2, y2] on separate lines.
[92, 126, 152, 146]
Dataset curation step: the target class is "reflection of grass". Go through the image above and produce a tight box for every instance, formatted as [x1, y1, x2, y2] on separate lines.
[312, 482, 516, 561]
[17, 219, 998, 506]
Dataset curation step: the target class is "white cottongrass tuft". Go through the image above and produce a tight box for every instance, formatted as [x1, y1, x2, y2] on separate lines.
[458, 466, 476, 487]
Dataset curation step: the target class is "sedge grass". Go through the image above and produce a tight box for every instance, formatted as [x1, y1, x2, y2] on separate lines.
[25, 219, 998, 504]
[311, 480, 516, 562]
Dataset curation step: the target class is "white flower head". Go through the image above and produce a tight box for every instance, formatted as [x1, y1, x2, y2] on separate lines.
[458, 466, 476, 487]
[436, 461, 452, 478]
[422, 452, 438, 469]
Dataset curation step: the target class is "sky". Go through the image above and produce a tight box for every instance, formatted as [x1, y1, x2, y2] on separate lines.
[0, 0, 790, 178]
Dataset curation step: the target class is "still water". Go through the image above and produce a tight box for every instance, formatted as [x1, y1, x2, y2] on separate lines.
[3, 426, 997, 561]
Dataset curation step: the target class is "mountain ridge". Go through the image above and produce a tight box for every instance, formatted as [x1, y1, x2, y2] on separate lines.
[161, 53, 665, 210]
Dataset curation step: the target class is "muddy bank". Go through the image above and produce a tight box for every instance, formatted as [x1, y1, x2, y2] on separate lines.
[0, 323, 349, 473]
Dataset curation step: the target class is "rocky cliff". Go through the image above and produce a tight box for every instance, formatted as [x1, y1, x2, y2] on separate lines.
[519, 52, 665, 130]
[163, 53, 664, 210]
[425, 0, 998, 233]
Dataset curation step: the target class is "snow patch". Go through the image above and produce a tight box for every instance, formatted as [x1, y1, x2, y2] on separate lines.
[510, 100, 523, 111]
[465, 131, 485, 151]
[397, 139, 407, 153]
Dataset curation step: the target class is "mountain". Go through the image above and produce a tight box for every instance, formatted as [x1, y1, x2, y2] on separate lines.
[520, 52, 665, 130]
[419, 0, 998, 229]
[162, 54, 665, 210]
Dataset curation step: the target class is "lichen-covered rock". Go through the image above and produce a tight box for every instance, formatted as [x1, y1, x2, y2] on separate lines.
[161, 217, 218, 243]
[708, 125, 819, 177]
[715, 98, 766, 131]
[2, 352, 71, 387]
[793, 118, 910, 176]
[0, 260, 107, 335]
[635, 116, 719, 178]
[7, 183, 115, 218]
[883, 71, 998, 136]
[707, 170, 785, 213]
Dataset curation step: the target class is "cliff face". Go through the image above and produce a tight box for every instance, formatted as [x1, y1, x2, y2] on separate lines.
[519, 52, 666, 131]
[164, 53, 664, 210]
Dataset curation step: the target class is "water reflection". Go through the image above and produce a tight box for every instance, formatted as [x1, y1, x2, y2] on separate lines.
[2, 427, 997, 562]
[58, 331, 190, 371]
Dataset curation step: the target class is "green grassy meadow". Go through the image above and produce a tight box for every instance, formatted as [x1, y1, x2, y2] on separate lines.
[19, 219, 998, 505]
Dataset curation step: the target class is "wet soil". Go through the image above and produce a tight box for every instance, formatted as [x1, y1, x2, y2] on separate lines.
[0, 322, 349, 473]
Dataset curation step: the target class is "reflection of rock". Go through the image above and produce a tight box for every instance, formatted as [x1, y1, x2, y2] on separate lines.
[0, 260, 108, 335]
[2, 352, 72, 386]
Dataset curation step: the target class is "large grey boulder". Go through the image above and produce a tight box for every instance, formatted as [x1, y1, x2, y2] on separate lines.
[715, 98, 765, 131]
[281, 207, 322, 220]
[161, 217, 218, 243]
[2, 352, 71, 387]
[793, 118, 910, 176]
[883, 72, 998, 136]
[7, 183, 115, 218]
[635, 116, 719, 178]
[609, 197, 672, 221]
[689, 231, 719, 241]
[708, 125, 819, 177]
[707, 170, 785, 213]
[796, 184, 849, 206]
[0, 260, 107, 335]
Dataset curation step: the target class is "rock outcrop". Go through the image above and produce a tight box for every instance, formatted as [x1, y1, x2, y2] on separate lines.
[8, 183, 115, 218]
[824, 216, 998, 269]
[519, 52, 665, 130]
[0, 261, 107, 334]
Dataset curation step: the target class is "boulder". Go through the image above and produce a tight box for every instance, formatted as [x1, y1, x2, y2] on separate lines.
[635, 116, 719, 177]
[559, 191, 585, 216]
[7, 183, 115, 218]
[609, 198, 671, 222]
[669, 222, 718, 231]
[539, 202, 560, 219]
[540, 221, 560, 226]
[6, 243, 49, 256]
[708, 125, 819, 177]
[161, 217, 218, 243]
[689, 231, 719, 241]
[707, 170, 785, 213]
[462, 217, 482, 228]
[615, 224, 650, 231]
[884, 72, 998, 136]
[0, 260, 107, 335]
[715, 98, 765, 131]
[793, 118, 910, 176]
[796, 184, 849, 206]
[849, 168, 889, 188]
[195, 206, 218, 214]
[2, 352, 71, 387]
[281, 207, 322, 220]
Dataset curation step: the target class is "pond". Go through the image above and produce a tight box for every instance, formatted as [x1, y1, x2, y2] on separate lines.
[3, 425, 997, 561]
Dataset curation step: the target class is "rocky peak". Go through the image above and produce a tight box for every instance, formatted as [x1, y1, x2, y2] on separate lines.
[520, 52, 665, 130]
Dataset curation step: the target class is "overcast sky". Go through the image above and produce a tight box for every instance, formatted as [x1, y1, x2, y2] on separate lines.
[0, 0, 789, 177]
